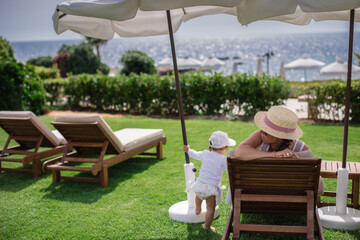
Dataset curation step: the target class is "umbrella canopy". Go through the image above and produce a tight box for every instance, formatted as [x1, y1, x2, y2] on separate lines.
[201, 56, 225, 70]
[256, 58, 263, 75]
[285, 56, 325, 81]
[157, 57, 173, 67]
[53, 1, 360, 39]
[320, 58, 360, 76]
[285, 57, 325, 70]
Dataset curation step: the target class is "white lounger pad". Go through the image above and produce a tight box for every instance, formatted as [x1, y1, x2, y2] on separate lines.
[54, 114, 163, 152]
[114, 128, 163, 152]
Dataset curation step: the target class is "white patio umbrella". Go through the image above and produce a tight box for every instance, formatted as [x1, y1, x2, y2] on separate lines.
[53, 0, 360, 228]
[177, 57, 202, 71]
[285, 56, 325, 81]
[256, 58, 263, 75]
[157, 57, 173, 67]
[156, 57, 173, 74]
[201, 56, 226, 70]
[320, 58, 360, 77]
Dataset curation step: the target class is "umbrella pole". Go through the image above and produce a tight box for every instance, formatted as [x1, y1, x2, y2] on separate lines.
[342, 9, 354, 169]
[166, 10, 189, 164]
[318, 9, 360, 231]
[166, 10, 219, 223]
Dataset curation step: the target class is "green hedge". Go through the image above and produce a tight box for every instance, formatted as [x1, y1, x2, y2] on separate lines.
[298, 80, 360, 122]
[44, 72, 290, 117]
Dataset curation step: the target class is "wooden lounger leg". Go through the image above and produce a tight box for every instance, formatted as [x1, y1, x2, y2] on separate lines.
[52, 170, 60, 183]
[222, 207, 234, 240]
[307, 190, 315, 240]
[156, 142, 163, 160]
[32, 158, 42, 178]
[100, 164, 109, 188]
[232, 189, 242, 240]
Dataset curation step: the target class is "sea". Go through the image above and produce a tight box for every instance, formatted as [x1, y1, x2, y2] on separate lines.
[11, 31, 360, 81]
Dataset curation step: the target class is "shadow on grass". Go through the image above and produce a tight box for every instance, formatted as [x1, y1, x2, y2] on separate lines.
[0, 170, 38, 192]
[40, 156, 163, 203]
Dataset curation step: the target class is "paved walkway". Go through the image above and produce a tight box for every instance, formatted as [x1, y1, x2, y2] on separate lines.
[284, 98, 308, 119]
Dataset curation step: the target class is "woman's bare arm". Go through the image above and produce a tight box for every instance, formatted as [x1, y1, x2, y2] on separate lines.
[234, 130, 302, 160]
[234, 130, 274, 160]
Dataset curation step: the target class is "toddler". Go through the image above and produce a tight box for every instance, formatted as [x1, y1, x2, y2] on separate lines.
[183, 131, 236, 231]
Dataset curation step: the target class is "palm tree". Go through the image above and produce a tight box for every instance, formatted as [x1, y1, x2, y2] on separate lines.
[85, 37, 107, 60]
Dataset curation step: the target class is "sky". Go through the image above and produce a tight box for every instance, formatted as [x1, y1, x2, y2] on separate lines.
[0, 0, 357, 42]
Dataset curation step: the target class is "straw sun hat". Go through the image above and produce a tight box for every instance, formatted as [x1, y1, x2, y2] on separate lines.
[254, 106, 303, 140]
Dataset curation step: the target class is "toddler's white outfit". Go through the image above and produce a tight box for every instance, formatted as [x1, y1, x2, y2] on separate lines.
[186, 149, 227, 204]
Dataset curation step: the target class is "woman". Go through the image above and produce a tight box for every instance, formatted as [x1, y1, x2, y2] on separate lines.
[225, 105, 323, 204]
[235, 105, 311, 159]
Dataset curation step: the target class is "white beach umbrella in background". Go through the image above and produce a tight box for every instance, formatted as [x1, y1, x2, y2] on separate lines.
[320, 58, 360, 77]
[53, 0, 360, 228]
[256, 58, 263, 75]
[177, 57, 202, 70]
[201, 56, 225, 70]
[157, 57, 173, 67]
[279, 61, 286, 78]
[156, 57, 173, 74]
[285, 56, 325, 81]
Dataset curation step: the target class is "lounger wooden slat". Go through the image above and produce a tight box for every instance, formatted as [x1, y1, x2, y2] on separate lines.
[44, 114, 166, 188]
[222, 156, 324, 240]
[0, 111, 67, 178]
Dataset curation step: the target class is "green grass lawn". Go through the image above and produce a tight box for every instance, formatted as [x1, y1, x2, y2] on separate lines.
[0, 115, 359, 240]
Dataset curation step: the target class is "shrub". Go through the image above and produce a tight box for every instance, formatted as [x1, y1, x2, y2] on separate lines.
[301, 80, 360, 122]
[120, 50, 156, 75]
[59, 72, 290, 117]
[53, 43, 110, 77]
[34, 66, 60, 79]
[43, 78, 68, 106]
[0, 57, 46, 114]
[27, 56, 53, 68]
[0, 36, 15, 59]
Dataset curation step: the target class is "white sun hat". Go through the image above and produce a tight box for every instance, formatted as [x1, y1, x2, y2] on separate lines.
[254, 106, 303, 140]
[209, 131, 236, 149]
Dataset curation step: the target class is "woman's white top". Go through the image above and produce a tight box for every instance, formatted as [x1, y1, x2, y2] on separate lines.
[188, 149, 227, 187]
[259, 139, 305, 152]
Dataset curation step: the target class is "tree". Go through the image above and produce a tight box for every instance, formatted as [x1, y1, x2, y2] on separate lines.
[85, 37, 107, 60]
[0, 36, 15, 59]
[119, 50, 156, 75]
[27, 56, 53, 68]
[53, 43, 110, 77]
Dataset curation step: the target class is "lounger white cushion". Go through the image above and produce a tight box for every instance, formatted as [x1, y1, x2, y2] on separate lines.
[114, 128, 163, 151]
[0, 111, 65, 146]
[54, 114, 163, 152]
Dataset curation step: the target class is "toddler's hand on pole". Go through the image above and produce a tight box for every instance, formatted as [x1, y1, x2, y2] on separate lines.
[183, 145, 190, 153]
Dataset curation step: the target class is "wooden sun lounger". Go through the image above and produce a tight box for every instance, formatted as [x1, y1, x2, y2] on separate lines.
[0, 111, 66, 178]
[222, 156, 324, 240]
[43, 114, 166, 188]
